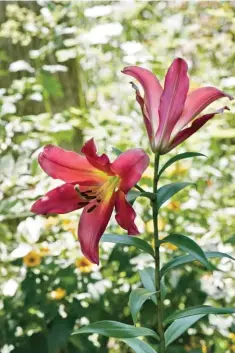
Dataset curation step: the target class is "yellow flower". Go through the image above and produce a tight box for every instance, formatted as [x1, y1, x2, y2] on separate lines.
[146, 217, 165, 233]
[39, 246, 50, 257]
[231, 344, 235, 353]
[168, 201, 180, 211]
[159, 235, 178, 251]
[50, 288, 66, 300]
[202, 345, 208, 353]
[23, 251, 41, 267]
[229, 333, 235, 342]
[44, 216, 58, 229]
[61, 218, 76, 236]
[75, 257, 93, 273]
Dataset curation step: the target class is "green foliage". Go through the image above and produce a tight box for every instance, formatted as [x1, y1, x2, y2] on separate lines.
[72, 320, 159, 339]
[129, 288, 157, 325]
[0, 1, 235, 353]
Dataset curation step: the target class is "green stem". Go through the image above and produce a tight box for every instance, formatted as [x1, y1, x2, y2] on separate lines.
[152, 153, 165, 352]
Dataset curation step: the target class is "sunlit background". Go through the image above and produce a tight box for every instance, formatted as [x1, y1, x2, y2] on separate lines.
[0, 1, 235, 353]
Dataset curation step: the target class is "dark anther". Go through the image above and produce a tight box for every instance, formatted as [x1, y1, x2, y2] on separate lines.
[97, 199, 101, 203]
[85, 195, 96, 200]
[85, 190, 92, 193]
[87, 205, 97, 213]
[80, 192, 96, 200]
[78, 202, 89, 206]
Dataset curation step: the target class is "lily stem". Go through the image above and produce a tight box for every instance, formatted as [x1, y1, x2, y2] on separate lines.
[134, 184, 146, 193]
[152, 152, 165, 352]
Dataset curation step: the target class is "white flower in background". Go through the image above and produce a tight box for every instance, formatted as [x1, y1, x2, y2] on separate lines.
[10, 244, 32, 260]
[84, 5, 112, 18]
[9, 60, 34, 73]
[29, 92, 43, 101]
[42, 65, 68, 73]
[2, 279, 18, 297]
[17, 217, 44, 243]
[79, 23, 123, 45]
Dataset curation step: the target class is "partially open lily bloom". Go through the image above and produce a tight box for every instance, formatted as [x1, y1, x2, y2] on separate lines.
[122, 58, 233, 153]
[31, 139, 149, 264]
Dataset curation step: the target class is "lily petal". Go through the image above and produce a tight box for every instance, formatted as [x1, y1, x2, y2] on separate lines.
[166, 107, 229, 153]
[78, 193, 116, 264]
[157, 58, 189, 149]
[31, 183, 85, 214]
[131, 82, 153, 142]
[122, 66, 163, 135]
[172, 86, 233, 136]
[115, 190, 139, 235]
[81, 138, 112, 174]
[39, 145, 106, 184]
[111, 149, 149, 193]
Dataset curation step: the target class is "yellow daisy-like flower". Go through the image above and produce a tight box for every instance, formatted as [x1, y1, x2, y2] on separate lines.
[168, 201, 180, 211]
[75, 257, 93, 273]
[50, 288, 66, 300]
[61, 218, 76, 236]
[39, 246, 50, 257]
[44, 216, 58, 229]
[23, 250, 41, 267]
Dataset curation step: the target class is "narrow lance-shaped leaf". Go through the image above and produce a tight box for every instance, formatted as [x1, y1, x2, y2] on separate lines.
[160, 251, 234, 278]
[160, 234, 213, 270]
[165, 314, 205, 347]
[72, 321, 159, 340]
[129, 288, 157, 325]
[158, 152, 206, 178]
[139, 268, 157, 304]
[101, 234, 154, 258]
[122, 338, 158, 353]
[139, 267, 166, 305]
[157, 182, 194, 209]
[164, 305, 235, 325]
[127, 190, 142, 204]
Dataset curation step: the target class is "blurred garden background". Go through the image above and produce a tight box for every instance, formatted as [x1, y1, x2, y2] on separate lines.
[0, 1, 235, 352]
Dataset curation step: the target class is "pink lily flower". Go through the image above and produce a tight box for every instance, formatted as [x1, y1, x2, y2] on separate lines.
[122, 58, 233, 153]
[31, 139, 149, 264]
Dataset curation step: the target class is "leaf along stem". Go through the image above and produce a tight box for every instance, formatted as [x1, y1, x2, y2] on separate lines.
[152, 153, 166, 352]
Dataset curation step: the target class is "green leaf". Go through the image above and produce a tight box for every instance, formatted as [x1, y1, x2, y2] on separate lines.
[158, 152, 206, 178]
[165, 314, 205, 347]
[139, 268, 157, 304]
[129, 288, 157, 325]
[160, 234, 213, 270]
[157, 182, 194, 209]
[101, 234, 154, 258]
[225, 235, 235, 245]
[112, 147, 123, 156]
[164, 305, 235, 325]
[72, 321, 159, 340]
[139, 268, 166, 305]
[127, 190, 142, 204]
[122, 338, 157, 353]
[160, 251, 234, 277]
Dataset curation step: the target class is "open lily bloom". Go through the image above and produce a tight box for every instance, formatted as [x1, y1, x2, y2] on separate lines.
[122, 58, 233, 153]
[31, 139, 149, 264]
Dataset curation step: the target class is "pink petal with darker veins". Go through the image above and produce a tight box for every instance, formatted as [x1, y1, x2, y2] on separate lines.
[31, 183, 85, 214]
[111, 148, 149, 193]
[115, 190, 139, 235]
